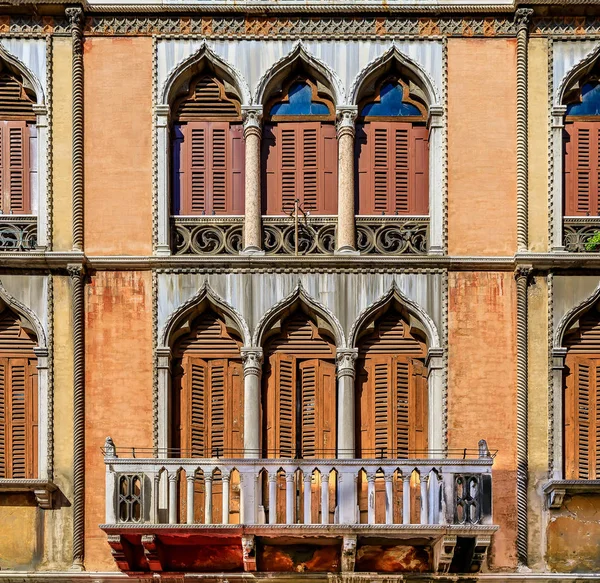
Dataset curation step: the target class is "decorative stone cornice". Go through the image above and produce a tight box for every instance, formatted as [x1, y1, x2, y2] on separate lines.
[336, 348, 358, 379]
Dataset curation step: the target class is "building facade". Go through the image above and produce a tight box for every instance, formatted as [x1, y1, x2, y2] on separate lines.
[0, 0, 599, 580]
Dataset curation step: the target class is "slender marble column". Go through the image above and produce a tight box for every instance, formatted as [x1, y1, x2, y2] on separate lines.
[336, 349, 358, 458]
[242, 348, 263, 458]
[335, 107, 358, 254]
[242, 107, 264, 254]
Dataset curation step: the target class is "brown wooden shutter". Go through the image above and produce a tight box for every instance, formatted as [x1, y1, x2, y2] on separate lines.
[0, 121, 30, 215]
[263, 122, 337, 215]
[411, 359, 428, 454]
[228, 361, 244, 455]
[180, 121, 243, 216]
[395, 358, 410, 458]
[299, 359, 336, 458]
[357, 122, 428, 216]
[565, 122, 600, 216]
[208, 359, 226, 457]
[184, 357, 208, 457]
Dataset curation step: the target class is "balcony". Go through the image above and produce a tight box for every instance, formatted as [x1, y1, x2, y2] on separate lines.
[102, 439, 496, 575]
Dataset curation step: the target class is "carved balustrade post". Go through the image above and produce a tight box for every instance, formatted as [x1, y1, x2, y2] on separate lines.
[335, 107, 358, 254]
[336, 349, 358, 458]
[242, 107, 264, 255]
[242, 348, 263, 458]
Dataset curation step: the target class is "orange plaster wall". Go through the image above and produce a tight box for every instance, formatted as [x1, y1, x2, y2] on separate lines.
[83, 38, 153, 255]
[447, 39, 518, 256]
[84, 271, 153, 570]
[448, 272, 518, 569]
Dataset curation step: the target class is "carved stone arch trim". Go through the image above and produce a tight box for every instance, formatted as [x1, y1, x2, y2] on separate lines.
[349, 43, 440, 109]
[0, 43, 44, 106]
[555, 42, 600, 107]
[349, 281, 440, 351]
[0, 279, 47, 349]
[254, 41, 345, 107]
[554, 283, 600, 349]
[160, 281, 251, 349]
[161, 41, 251, 107]
[252, 281, 346, 349]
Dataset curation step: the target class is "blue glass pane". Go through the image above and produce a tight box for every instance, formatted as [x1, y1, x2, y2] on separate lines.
[362, 82, 422, 117]
[567, 82, 600, 116]
[270, 81, 330, 116]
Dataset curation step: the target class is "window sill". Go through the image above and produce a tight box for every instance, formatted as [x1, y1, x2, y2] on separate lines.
[543, 479, 600, 509]
[0, 479, 57, 509]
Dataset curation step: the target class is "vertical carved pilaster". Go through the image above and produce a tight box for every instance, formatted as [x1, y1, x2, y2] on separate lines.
[67, 7, 84, 252]
[335, 107, 358, 254]
[515, 265, 532, 566]
[69, 263, 86, 570]
[515, 9, 533, 252]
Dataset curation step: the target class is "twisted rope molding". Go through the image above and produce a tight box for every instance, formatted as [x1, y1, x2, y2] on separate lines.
[547, 39, 554, 250]
[151, 36, 158, 253]
[45, 34, 53, 252]
[515, 265, 531, 566]
[442, 269, 449, 453]
[516, 9, 532, 253]
[152, 269, 159, 452]
[69, 264, 86, 570]
[442, 37, 449, 255]
[68, 8, 84, 252]
[47, 273, 54, 481]
[547, 272, 554, 477]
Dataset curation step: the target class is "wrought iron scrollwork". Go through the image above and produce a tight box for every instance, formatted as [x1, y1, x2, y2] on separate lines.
[356, 218, 428, 255]
[263, 219, 336, 255]
[0, 217, 37, 251]
[564, 218, 600, 252]
[171, 218, 243, 255]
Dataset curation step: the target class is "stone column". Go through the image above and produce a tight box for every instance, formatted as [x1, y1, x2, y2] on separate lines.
[335, 107, 358, 255]
[551, 347, 567, 479]
[551, 106, 567, 252]
[156, 347, 172, 455]
[336, 349, 358, 459]
[33, 105, 48, 249]
[242, 348, 263, 458]
[242, 107, 264, 255]
[427, 106, 444, 255]
[34, 347, 49, 479]
[156, 105, 172, 255]
[425, 347, 444, 455]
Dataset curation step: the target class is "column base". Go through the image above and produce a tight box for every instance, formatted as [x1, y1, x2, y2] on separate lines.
[241, 246, 265, 256]
[155, 245, 172, 257]
[334, 246, 360, 256]
[428, 246, 444, 256]
[551, 246, 567, 253]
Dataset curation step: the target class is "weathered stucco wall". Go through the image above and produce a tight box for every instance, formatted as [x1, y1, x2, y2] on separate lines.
[83, 38, 153, 256]
[51, 37, 73, 251]
[448, 271, 518, 569]
[528, 38, 549, 253]
[527, 275, 548, 570]
[84, 271, 153, 570]
[447, 39, 517, 256]
[0, 499, 41, 569]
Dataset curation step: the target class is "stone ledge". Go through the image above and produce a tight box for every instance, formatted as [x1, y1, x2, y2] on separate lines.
[543, 479, 600, 510]
[0, 479, 57, 509]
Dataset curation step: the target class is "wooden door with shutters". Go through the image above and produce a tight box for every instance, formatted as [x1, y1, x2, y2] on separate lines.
[564, 122, 600, 216]
[173, 121, 244, 215]
[262, 122, 338, 215]
[357, 121, 428, 216]
[0, 356, 38, 479]
[565, 356, 600, 479]
[357, 355, 428, 459]
[0, 121, 30, 214]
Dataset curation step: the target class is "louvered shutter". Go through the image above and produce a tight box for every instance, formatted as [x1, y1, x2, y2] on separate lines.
[8, 358, 27, 478]
[362, 356, 393, 458]
[410, 359, 428, 455]
[227, 360, 244, 456]
[265, 353, 297, 457]
[565, 122, 600, 216]
[0, 121, 30, 215]
[358, 122, 428, 216]
[0, 359, 5, 477]
[263, 122, 337, 215]
[184, 357, 208, 457]
[395, 358, 411, 458]
[298, 359, 336, 458]
[208, 359, 226, 457]
[180, 121, 242, 216]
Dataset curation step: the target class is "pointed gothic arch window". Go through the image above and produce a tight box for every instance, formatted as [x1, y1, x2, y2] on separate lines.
[563, 305, 600, 479]
[0, 305, 38, 478]
[171, 74, 245, 216]
[170, 309, 244, 458]
[356, 75, 429, 216]
[262, 75, 338, 216]
[563, 64, 600, 216]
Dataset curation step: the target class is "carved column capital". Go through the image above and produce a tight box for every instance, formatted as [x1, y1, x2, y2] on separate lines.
[67, 264, 85, 280]
[242, 106, 263, 139]
[336, 107, 357, 139]
[241, 347, 263, 378]
[515, 8, 534, 32]
[336, 348, 358, 379]
[514, 265, 533, 283]
[66, 6, 84, 30]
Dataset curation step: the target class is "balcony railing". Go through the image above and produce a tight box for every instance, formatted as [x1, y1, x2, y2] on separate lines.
[171, 216, 243, 255]
[356, 216, 429, 255]
[0, 216, 37, 251]
[103, 440, 493, 528]
[564, 216, 600, 252]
